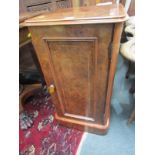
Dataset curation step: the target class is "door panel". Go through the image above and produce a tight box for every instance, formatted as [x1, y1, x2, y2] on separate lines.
[44, 37, 98, 121]
[30, 24, 113, 124]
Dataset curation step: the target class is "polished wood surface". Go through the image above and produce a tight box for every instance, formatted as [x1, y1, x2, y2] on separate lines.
[71, 0, 114, 7]
[19, 11, 47, 23]
[24, 4, 128, 26]
[26, 5, 127, 134]
[104, 22, 124, 126]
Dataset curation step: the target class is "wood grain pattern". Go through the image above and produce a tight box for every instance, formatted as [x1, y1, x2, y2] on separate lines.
[29, 24, 113, 127]
[104, 22, 124, 126]
[73, 0, 115, 7]
[44, 37, 98, 121]
[19, 11, 47, 23]
[27, 4, 127, 134]
[24, 4, 128, 26]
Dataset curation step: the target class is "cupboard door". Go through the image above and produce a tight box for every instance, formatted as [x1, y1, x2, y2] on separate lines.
[44, 37, 98, 121]
[30, 24, 113, 125]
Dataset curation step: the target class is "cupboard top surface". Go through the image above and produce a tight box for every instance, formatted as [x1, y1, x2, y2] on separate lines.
[19, 10, 48, 23]
[24, 4, 128, 26]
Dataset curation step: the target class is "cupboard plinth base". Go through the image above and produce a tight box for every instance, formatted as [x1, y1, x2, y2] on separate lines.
[55, 113, 110, 135]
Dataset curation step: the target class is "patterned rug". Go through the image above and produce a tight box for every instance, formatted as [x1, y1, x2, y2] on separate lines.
[19, 89, 83, 155]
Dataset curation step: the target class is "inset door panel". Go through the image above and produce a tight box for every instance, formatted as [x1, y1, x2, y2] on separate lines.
[44, 37, 98, 121]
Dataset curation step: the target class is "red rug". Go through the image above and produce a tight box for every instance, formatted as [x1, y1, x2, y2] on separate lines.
[19, 89, 83, 155]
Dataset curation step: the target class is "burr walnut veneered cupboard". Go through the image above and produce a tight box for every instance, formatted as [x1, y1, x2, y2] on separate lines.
[24, 4, 128, 134]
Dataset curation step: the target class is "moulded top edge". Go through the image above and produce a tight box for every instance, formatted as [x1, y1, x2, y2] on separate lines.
[24, 4, 128, 26]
